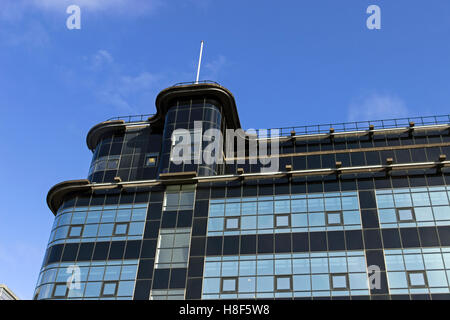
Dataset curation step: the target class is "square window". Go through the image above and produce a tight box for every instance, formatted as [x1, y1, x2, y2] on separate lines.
[113, 222, 129, 235]
[396, 208, 415, 222]
[164, 192, 180, 211]
[275, 275, 292, 292]
[145, 154, 158, 167]
[331, 273, 349, 290]
[221, 277, 238, 293]
[101, 281, 118, 297]
[275, 214, 291, 228]
[68, 225, 84, 238]
[156, 248, 173, 267]
[225, 217, 240, 231]
[407, 271, 428, 288]
[163, 186, 195, 211]
[326, 211, 343, 226]
[52, 283, 69, 298]
[107, 159, 119, 169]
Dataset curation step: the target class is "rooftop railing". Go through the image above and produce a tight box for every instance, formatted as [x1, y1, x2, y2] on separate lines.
[105, 113, 450, 137]
[105, 81, 221, 123]
[106, 114, 155, 122]
[255, 114, 450, 138]
[170, 80, 221, 87]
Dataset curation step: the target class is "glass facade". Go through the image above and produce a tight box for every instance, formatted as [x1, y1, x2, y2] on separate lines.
[35, 260, 138, 300]
[36, 83, 450, 300]
[376, 186, 450, 228]
[207, 191, 361, 236]
[48, 203, 147, 246]
[202, 251, 369, 299]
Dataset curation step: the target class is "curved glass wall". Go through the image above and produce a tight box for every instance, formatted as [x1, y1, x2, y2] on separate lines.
[34, 195, 149, 300]
[88, 132, 124, 182]
[159, 98, 223, 177]
[88, 128, 162, 183]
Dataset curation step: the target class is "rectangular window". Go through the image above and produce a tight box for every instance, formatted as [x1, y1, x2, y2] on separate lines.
[396, 208, 416, 222]
[326, 211, 343, 226]
[274, 214, 291, 228]
[68, 225, 84, 238]
[275, 275, 292, 292]
[220, 277, 238, 293]
[163, 185, 195, 211]
[52, 283, 69, 298]
[106, 156, 120, 170]
[101, 281, 118, 297]
[407, 271, 428, 288]
[225, 217, 240, 231]
[155, 228, 191, 269]
[113, 222, 129, 235]
[145, 153, 159, 167]
[331, 273, 349, 290]
[149, 289, 185, 300]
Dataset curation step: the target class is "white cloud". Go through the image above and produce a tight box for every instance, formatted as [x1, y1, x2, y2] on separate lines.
[0, 0, 163, 20]
[347, 93, 409, 121]
[90, 50, 164, 113]
[35, 0, 163, 13]
[98, 72, 163, 113]
[0, 20, 50, 47]
[90, 50, 114, 70]
[203, 55, 228, 80]
[120, 72, 161, 94]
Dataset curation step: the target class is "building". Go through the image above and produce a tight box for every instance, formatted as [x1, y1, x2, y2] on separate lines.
[0, 285, 19, 300]
[34, 82, 450, 300]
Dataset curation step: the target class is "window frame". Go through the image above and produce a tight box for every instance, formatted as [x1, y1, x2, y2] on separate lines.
[106, 155, 120, 170]
[144, 153, 159, 167]
[220, 277, 238, 294]
[68, 224, 84, 238]
[330, 273, 349, 291]
[155, 228, 192, 269]
[163, 185, 196, 212]
[274, 214, 291, 229]
[407, 270, 428, 288]
[326, 211, 344, 226]
[113, 222, 130, 236]
[224, 217, 241, 231]
[274, 275, 293, 292]
[396, 207, 416, 223]
[100, 281, 119, 297]
[52, 283, 69, 298]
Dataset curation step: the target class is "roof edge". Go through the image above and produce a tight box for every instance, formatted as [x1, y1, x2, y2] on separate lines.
[86, 120, 125, 151]
[155, 83, 241, 129]
[46, 179, 91, 215]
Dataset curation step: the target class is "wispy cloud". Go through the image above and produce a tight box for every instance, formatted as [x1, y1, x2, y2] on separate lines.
[203, 55, 228, 80]
[33, 0, 163, 13]
[90, 50, 114, 70]
[0, 20, 50, 47]
[0, 0, 163, 21]
[347, 93, 410, 121]
[88, 50, 165, 113]
[98, 72, 164, 113]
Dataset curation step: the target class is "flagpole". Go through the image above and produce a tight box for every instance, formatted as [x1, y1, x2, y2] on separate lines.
[195, 41, 204, 84]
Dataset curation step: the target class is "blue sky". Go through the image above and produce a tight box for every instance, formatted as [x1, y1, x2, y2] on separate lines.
[1, 0, 450, 299]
